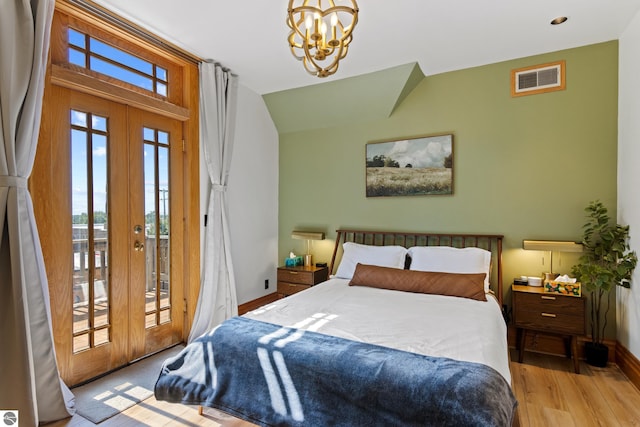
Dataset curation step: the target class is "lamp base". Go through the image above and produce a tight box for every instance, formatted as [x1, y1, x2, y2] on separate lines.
[304, 254, 312, 267]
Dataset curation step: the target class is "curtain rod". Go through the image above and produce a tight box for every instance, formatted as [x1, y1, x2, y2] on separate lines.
[66, 0, 203, 65]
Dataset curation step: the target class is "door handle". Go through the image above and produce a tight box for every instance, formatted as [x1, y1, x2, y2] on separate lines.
[134, 240, 144, 252]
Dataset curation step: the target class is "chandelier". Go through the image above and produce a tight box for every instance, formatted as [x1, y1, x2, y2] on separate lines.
[287, 0, 359, 77]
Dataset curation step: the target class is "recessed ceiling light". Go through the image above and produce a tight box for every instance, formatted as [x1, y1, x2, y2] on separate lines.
[551, 16, 568, 25]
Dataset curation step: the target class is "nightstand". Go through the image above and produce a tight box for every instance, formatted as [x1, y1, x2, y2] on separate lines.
[512, 284, 586, 373]
[277, 265, 329, 298]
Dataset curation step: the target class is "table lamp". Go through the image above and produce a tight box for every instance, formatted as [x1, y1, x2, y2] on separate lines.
[522, 240, 583, 280]
[291, 230, 325, 267]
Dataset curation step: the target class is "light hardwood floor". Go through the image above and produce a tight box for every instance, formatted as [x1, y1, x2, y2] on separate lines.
[44, 398, 255, 427]
[511, 350, 640, 426]
[46, 350, 640, 426]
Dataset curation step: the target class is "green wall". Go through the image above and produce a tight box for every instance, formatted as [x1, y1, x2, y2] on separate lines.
[275, 41, 618, 312]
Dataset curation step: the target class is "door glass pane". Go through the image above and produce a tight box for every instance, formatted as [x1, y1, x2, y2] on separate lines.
[92, 133, 109, 342]
[143, 127, 171, 328]
[143, 141, 157, 327]
[158, 146, 170, 312]
[71, 110, 111, 353]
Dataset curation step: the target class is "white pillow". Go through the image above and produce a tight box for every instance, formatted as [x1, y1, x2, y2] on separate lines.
[407, 246, 492, 292]
[335, 242, 408, 279]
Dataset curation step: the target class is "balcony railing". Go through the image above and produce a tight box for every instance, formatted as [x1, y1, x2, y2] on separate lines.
[72, 235, 169, 305]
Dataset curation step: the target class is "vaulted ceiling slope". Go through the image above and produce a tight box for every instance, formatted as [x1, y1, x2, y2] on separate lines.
[92, 0, 640, 95]
[264, 63, 424, 134]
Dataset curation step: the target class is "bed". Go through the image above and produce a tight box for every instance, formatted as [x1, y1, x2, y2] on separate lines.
[155, 229, 517, 426]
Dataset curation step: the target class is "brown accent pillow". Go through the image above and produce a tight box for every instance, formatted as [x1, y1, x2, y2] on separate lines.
[349, 263, 487, 301]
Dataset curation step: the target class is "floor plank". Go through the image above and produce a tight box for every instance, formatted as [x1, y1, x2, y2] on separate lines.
[43, 397, 257, 427]
[510, 350, 640, 427]
[45, 350, 640, 426]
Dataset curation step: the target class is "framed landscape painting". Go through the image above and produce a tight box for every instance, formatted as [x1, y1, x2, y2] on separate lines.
[366, 134, 453, 197]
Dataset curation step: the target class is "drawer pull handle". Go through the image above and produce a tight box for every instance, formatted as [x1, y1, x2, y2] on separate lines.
[541, 296, 556, 300]
[541, 313, 557, 318]
[288, 271, 298, 275]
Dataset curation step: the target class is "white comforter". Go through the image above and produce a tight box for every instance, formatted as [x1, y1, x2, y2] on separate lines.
[244, 278, 511, 383]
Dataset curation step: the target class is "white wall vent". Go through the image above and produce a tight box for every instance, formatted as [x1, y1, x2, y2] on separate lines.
[511, 60, 565, 97]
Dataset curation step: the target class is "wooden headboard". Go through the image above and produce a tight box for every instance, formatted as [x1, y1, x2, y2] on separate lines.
[329, 229, 504, 306]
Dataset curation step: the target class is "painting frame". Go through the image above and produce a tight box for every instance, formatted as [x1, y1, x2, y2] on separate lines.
[365, 133, 454, 197]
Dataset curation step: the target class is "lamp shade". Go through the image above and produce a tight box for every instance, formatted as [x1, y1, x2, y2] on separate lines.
[291, 231, 325, 240]
[522, 240, 583, 252]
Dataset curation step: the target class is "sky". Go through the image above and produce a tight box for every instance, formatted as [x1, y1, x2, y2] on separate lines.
[366, 134, 452, 168]
[71, 112, 169, 219]
[68, 29, 170, 220]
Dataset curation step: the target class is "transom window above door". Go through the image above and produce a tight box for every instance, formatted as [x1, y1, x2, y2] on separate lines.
[68, 28, 168, 97]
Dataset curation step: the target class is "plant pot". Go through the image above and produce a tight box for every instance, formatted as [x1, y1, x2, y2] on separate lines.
[585, 342, 609, 367]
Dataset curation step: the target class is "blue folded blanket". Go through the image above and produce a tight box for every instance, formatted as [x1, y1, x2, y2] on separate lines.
[155, 317, 516, 426]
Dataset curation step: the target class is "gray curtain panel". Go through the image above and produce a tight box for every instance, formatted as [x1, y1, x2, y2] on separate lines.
[0, 0, 75, 424]
[188, 61, 239, 342]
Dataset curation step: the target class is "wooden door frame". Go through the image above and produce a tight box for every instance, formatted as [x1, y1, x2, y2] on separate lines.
[32, 3, 200, 385]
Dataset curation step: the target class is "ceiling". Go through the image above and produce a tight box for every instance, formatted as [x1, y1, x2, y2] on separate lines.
[91, 0, 640, 95]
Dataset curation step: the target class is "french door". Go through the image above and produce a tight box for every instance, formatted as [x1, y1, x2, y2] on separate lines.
[37, 86, 184, 385]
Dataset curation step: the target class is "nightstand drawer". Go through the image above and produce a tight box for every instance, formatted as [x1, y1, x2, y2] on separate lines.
[277, 269, 314, 285]
[514, 291, 584, 316]
[277, 281, 311, 296]
[514, 309, 584, 335]
[513, 291, 585, 335]
[276, 266, 328, 298]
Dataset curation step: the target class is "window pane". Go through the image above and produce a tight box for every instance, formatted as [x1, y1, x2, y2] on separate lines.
[141, 129, 172, 328]
[92, 133, 109, 331]
[74, 334, 89, 353]
[67, 30, 169, 96]
[158, 131, 168, 145]
[94, 327, 110, 346]
[68, 28, 85, 48]
[144, 143, 157, 328]
[159, 146, 170, 318]
[156, 67, 167, 81]
[145, 313, 156, 329]
[71, 110, 112, 353]
[143, 127, 155, 142]
[90, 38, 153, 75]
[71, 124, 89, 350]
[93, 115, 107, 132]
[71, 127, 89, 300]
[93, 279, 108, 329]
[71, 111, 87, 127]
[90, 57, 153, 91]
[157, 82, 167, 97]
[69, 49, 86, 67]
[160, 309, 170, 324]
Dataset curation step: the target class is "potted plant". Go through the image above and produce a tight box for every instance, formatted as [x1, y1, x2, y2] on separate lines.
[571, 200, 637, 367]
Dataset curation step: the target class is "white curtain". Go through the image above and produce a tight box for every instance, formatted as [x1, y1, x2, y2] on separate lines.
[0, 0, 75, 424]
[188, 62, 239, 342]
